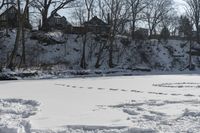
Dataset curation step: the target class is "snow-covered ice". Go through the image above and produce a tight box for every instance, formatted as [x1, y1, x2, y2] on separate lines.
[1, 75, 200, 132]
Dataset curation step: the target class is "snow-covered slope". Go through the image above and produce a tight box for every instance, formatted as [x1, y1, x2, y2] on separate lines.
[0, 30, 198, 71]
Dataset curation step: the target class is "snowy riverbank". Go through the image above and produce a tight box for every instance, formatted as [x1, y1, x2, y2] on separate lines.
[2, 67, 200, 81]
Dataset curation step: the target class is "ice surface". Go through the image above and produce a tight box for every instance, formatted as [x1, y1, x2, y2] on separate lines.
[1, 75, 200, 132]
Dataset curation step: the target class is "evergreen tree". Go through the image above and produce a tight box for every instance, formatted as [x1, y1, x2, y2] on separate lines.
[160, 26, 170, 41]
[179, 16, 193, 39]
[179, 16, 194, 70]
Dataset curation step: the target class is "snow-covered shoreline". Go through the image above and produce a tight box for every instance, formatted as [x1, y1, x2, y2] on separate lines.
[2, 67, 200, 81]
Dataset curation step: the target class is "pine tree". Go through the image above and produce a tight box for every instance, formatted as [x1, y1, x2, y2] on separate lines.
[179, 16, 192, 39]
[179, 16, 194, 70]
[160, 26, 170, 41]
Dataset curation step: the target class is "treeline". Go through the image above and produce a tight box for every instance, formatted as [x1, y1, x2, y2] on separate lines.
[0, 0, 199, 70]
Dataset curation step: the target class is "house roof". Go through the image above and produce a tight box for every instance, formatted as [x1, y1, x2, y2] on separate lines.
[51, 13, 62, 19]
[84, 16, 108, 26]
[137, 28, 148, 31]
[0, 5, 17, 16]
[47, 13, 72, 26]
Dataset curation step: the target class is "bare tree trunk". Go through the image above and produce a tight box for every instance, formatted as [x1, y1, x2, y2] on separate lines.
[8, 0, 29, 69]
[5, 0, 9, 36]
[95, 42, 106, 68]
[189, 40, 192, 70]
[108, 35, 114, 68]
[80, 0, 94, 69]
[149, 28, 153, 39]
[80, 34, 87, 69]
[196, 26, 200, 43]
[20, 26, 26, 67]
[132, 20, 136, 40]
[7, 26, 21, 69]
[41, 10, 49, 30]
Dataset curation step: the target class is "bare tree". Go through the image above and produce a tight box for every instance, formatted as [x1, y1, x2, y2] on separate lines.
[80, 0, 95, 69]
[0, 0, 16, 36]
[84, 0, 95, 21]
[7, 0, 30, 69]
[0, 0, 6, 35]
[185, 0, 200, 43]
[0, 0, 6, 9]
[102, 0, 127, 67]
[126, 0, 147, 39]
[143, 0, 173, 38]
[31, 0, 76, 30]
[161, 11, 179, 36]
[72, 2, 86, 25]
[95, 39, 107, 68]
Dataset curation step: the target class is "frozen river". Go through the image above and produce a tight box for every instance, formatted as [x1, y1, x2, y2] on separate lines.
[1, 75, 200, 133]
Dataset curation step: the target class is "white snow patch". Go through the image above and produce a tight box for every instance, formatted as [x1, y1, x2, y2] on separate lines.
[0, 99, 39, 133]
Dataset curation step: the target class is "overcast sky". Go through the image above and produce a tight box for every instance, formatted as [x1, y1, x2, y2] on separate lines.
[29, 0, 187, 27]
[174, 0, 186, 14]
[59, 0, 187, 19]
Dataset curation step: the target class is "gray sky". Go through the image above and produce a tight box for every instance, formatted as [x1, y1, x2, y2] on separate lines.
[30, 0, 187, 27]
[174, 0, 186, 14]
[59, 0, 187, 21]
